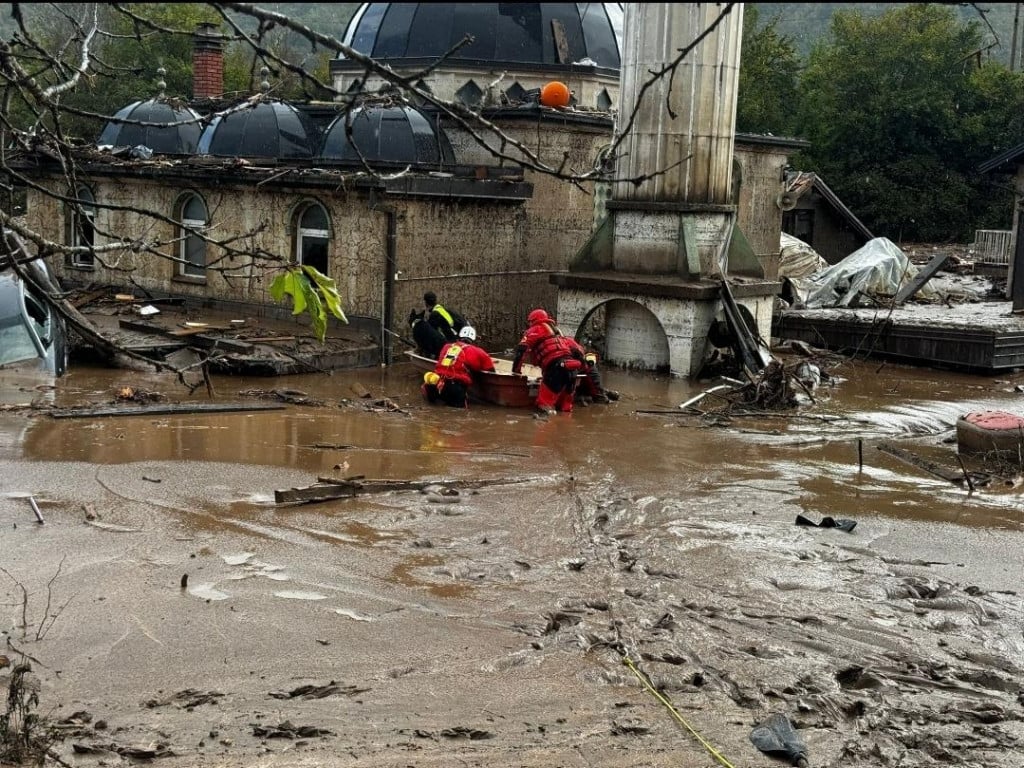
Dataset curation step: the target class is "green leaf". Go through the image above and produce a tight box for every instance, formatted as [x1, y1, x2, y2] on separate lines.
[301, 278, 327, 341]
[270, 265, 349, 342]
[303, 265, 348, 323]
[269, 272, 288, 303]
[289, 271, 308, 316]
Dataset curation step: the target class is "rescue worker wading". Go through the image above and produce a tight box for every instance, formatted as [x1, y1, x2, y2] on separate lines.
[512, 308, 587, 415]
[422, 326, 495, 408]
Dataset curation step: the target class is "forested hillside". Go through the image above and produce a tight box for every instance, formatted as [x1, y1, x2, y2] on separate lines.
[0, 3, 1019, 242]
[753, 3, 1024, 67]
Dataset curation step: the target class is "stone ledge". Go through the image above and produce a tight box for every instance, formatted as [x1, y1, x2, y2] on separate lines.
[551, 271, 780, 300]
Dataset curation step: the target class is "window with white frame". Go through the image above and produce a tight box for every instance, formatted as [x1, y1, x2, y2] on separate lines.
[295, 202, 330, 275]
[67, 186, 96, 268]
[178, 194, 208, 278]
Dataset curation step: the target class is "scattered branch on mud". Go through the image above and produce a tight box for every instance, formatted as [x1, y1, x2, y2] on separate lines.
[0, 559, 74, 643]
[681, 358, 833, 420]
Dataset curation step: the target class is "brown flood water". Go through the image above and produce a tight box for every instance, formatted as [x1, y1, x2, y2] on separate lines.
[3, 355, 1024, 767]
[15, 356, 1024, 534]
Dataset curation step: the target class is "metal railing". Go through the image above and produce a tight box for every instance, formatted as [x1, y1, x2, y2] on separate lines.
[973, 229, 1012, 264]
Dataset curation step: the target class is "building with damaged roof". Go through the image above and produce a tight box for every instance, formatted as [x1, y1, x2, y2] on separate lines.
[19, 3, 806, 367]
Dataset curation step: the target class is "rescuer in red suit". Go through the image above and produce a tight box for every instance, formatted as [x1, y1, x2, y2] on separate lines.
[421, 325, 495, 408]
[511, 308, 587, 415]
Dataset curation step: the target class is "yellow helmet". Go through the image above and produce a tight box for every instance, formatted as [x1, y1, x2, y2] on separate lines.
[423, 371, 441, 386]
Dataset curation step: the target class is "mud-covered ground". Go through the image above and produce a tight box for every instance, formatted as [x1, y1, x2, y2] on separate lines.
[2, 353, 1024, 767]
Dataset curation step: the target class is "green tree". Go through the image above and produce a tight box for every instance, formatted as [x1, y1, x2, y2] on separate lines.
[794, 4, 1021, 241]
[737, 5, 801, 135]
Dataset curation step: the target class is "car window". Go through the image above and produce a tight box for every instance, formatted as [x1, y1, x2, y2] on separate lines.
[23, 287, 51, 345]
[0, 313, 39, 365]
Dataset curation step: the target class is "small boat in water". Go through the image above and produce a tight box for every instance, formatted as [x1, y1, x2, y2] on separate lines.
[403, 350, 540, 408]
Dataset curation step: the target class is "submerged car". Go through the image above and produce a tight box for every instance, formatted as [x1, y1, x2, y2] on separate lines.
[0, 252, 68, 377]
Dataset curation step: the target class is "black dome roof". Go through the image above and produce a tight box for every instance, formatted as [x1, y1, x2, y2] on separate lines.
[198, 101, 315, 160]
[341, 3, 623, 69]
[320, 105, 454, 166]
[97, 100, 202, 155]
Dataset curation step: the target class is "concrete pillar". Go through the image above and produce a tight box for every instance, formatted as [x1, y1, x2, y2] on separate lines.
[609, 4, 744, 278]
[614, 4, 744, 205]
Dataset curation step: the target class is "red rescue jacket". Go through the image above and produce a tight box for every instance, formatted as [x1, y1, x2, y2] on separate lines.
[434, 341, 495, 386]
[515, 322, 585, 371]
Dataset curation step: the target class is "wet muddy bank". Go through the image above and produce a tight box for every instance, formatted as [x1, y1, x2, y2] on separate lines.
[2, 358, 1024, 766]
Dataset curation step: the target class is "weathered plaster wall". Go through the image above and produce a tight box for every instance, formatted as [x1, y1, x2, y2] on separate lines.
[27, 175, 537, 349]
[442, 117, 612, 340]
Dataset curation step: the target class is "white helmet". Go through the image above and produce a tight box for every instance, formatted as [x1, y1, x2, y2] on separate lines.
[458, 325, 477, 342]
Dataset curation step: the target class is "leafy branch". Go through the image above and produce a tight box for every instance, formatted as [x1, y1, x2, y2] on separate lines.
[269, 264, 348, 342]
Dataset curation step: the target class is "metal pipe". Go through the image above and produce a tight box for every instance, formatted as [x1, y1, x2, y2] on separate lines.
[369, 190, 398, 365]
[28, 496, 44, 524]
[396, 269, 559, 282]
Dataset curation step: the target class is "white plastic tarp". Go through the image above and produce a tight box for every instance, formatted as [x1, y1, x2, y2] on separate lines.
[797, 237, 936, 308]
[779, 233, 827, 279]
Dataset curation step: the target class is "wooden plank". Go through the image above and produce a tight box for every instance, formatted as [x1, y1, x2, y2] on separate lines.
[118, 318, 170, 335]
[71, 288, 109, 308]
[275, 475, 540, 505]
[51, 402, 286, 419]
[168, 326, 234, 336]
[176, 334, 254, 353]
[894, 252, 950, 304]
[876, 442, 963, 483]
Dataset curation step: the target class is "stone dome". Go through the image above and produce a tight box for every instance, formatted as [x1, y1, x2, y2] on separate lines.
[97, 99, 202, 155]
[319, 105, 454, 166]
[340, 3, 623, 69]
[197, 101, 315, 160]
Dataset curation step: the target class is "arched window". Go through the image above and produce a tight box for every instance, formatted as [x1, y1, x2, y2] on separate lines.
[67, 185, 96, 268]
[294, 202, 330, 275]
[177, 194, 208, 278]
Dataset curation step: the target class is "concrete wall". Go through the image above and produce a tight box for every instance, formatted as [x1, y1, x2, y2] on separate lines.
[28, 177, 535, 350]
[556, 289, 775, 377]
[734, 142, 790, 278]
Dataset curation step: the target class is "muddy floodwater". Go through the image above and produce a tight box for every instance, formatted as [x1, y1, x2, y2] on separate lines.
[2, 356, 1024, 767]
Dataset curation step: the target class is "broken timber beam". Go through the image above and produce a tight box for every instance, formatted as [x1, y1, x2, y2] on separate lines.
[876, 442, 968, 484]
[894, 252, 950, 304]
[51, 402, 286, 419]
[275, 476, 539, 505]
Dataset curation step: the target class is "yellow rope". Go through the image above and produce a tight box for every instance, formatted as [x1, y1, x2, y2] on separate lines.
[623, 656, 737, 768]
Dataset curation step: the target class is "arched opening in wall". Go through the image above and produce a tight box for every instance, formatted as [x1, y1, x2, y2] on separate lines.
[66, 185, 96, 269]
[176, 193, 207, 279]
[574, 298, 670, 373]
[294, 201, 330, 275]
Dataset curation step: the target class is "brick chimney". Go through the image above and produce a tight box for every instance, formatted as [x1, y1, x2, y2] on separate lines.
[192, 22, 223, 100]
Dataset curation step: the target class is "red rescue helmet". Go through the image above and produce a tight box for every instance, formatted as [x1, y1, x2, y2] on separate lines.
[527, 308, 550, 326]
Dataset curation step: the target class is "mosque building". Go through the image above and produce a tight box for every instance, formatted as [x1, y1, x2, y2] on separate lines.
[20, 3, 804, 371]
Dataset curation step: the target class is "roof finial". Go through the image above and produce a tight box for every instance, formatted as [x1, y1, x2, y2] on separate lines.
[156, 67, 167, 99]
[260, 66, 271, 94]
